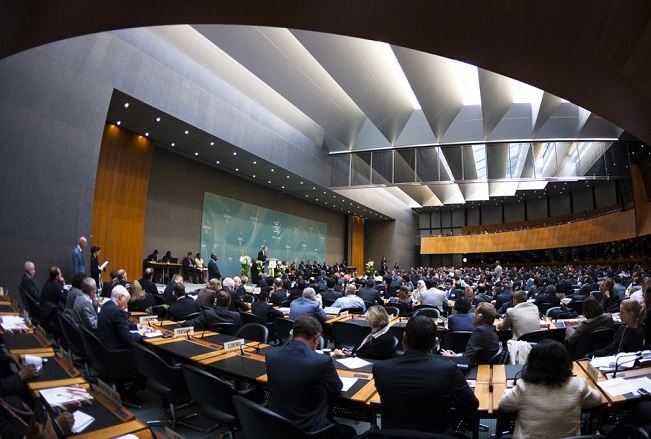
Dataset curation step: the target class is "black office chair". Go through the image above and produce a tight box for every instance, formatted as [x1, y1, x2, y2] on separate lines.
[414, 308, 440, 319]
[518, 329, 553, 343]
[439, 331, 472, 353]
[130, 343, 200, 431]
[233, 395, 350, 439]
[332, 321, 369, 351]
[79, 326, 138, 406]
[241, 294, 255, 303]
[235, 323, 269, 344]
[545, 306, 562, 317]
[240, 312, 264, 326]
[567, 328, 614, 360]
[56, 313, 91, 376]
[390, 325, 406, 356]
[362, 428, 469, 438]
[487, 345, 505, 365]
[182, 311, 202, 321]
[364, 301, 375, 311]
[150, 305, 167, 320]
[274, 317, 294, 345]
[322, 299, 336, 308]
[208, 322, 239, 336]
[153, 294, 169, 306]
[380, 394, 454, 432]
[182, 364, 263, 436]
[567, 300, 585, 315]
[385, 306, 400, 317]
[340, 307, 364, 315]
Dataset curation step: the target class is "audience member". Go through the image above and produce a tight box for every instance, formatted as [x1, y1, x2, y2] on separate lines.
[166, 282, 201, 321]
[498, 340, 601, 438]
[63, 273, 85, 322]
[589, 299, 645, 357]
[564, 297, 614, 347]
[358, 279, 383, 306]
[20, 261, 40, 302]
[442, 302, 500, 364]
[96, 285, 151, 350]
[196, 278, 220, 308]
[138, 267, 158, 297]
[289, 288, 327, 322]
[270, 278, 289, 306]
[321, 277, 343, 303]
[334, 305, 395, 360]
[373, 315, 479, 432]
[419, 279, 446, 309]
[497, 290, 540, 339]
[72, 277, 98, 330]
[101, 269, 118, 298]
[162, 274, 183, 304]
[251, 290, 284, 324]
[71, 236, 87, 275]
[40, 266, 68, 309]
[332, 284, 365, 312]
[182, 251, 199, 283]
[223, 277, 248, 312]
[184, 291, 241, 331]
[266, 315, 354, 438]
[128, 280, 155, 312]
[447, 296, 474, 331]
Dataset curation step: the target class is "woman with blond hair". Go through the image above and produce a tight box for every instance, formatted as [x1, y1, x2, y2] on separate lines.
[589, 298, 645, 357]
[129, 280, 155, 312]
[334, 305, 395, 360]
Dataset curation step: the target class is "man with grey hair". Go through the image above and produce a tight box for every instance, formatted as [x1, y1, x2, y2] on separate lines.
[289, 287, 327, 322]
[332, 284, 366, 312]
[223, 277, 248, 312]
[97, 285, 151, 350]
[72, 277, 99, 330]
[20, 261, 40, 301]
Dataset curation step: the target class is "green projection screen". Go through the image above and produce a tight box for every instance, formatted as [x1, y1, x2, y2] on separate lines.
[200, 192, 327, 278]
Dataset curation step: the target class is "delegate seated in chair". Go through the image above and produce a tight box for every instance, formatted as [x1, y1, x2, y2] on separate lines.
[183, 291, 241, 332]
[441, 302, 500, 364]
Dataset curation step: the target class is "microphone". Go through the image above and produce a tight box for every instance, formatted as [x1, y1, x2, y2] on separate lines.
[612, 352, 643, 378]
[240, 342, 262, 357]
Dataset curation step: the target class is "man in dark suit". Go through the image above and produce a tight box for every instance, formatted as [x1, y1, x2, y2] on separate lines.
[257, 245, 268, 263]
[207, 253, 221, 281]
[266, 315, 354, 438]
[184, 291, 241, 331]
[223, 277, 249, 312]
[20, 261, 40, 302]
[321, 277, 343, 303]
[40, 266, 68, 309]
[441, 302, 500, 364]
[358, 279, 383, 306]
[270, 278, 289, 306]
[182, 251, 198, 283]
[97, 285, 150, 350]
[373, 315, 479, 432]
[166, 282, 201, 321]
[162, 274, 183, 304]
[251, 291, 284, 324]
[138, 267, 159, 297]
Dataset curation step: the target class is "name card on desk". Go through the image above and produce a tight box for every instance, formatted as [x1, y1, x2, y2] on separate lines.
[585, 361, 601, 382]
[139, 316, 159, 325]
[340, 311, 349, 317]
[173, 327, 194, 338]
[97, 378, 122, 407]
[224, 338, 245, 352]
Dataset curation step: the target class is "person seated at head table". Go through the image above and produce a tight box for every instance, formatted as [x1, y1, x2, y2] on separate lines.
[564, 296, 614, 347]
[333, 305, 395, 360]
[498, 339, 602, 439]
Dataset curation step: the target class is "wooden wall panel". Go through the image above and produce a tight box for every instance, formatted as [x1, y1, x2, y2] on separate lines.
[351, 215, 364, 273]
[91, 124, 153, 283]
[421, 209, 637, 254]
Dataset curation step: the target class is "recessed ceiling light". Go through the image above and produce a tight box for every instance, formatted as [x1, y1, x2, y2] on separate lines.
[145, 132, 149, 136]
[286, 176, 290, 179]
[116, 121, 121, 125]
[268, 181, 271, 184]
[300, 182, 303, 185]
[171, 142, 175, 146]
[184, 130, 189, 135]
[316, 198, 319, 201]
[313, 187, 316, 190]
[271, 169, 274, 172]
[233, 152, 237, 156]
[282, 186, 285, 189]
[194, 152, 198, 156]
[156, 117, 160, 122]
[252, 174, 256, 178]
[235, 168, 239, 171]
[253, 161, 257, 164]
[215, 161, 220, 164]
[306, 195, 308, 197]
[124, 103, 129, 108]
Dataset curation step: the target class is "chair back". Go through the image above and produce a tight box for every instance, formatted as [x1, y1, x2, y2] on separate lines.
[537, 302, 557, 316]
[79, 326, 133, 381]
[181, 364, 239, 425]
[150, 305, 167, 319]
[323, 299, 335, 308]
[384, 306, 400, 317]
[208, 322, 238, 335]
[183, 311, 202, 321]
[233, 395, 339, 439]
[236, 323, 269, 344]
[518, 329, 552, 343]
[390, 325, 406, 356]
[274, 317, 294, 343]
[340, 307, 364, 315]
[439, 331, 472, 353]
[240, 312, 264, 326]
[364, 302, 375, 311]
[241, 295, 255, 303]
[332, 321, 370, 351]
[153, 294, 169, 305]
[130, 343, 189, 398]
[569, 328, 615, 360]
[381, 394, 453, 432]
[57, 312, 86, 360]
[567, 300, 584, 315]
[487, 344, 504, 365]
[414, 308, 440, 319]
[545, 306, 562, 317]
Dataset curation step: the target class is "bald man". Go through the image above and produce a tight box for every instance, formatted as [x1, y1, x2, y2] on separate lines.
[72, 236, 87, 275]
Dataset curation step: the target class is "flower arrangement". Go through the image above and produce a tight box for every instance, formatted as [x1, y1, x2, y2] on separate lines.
[240, 254, 252, 277]
[256, 259, 263, 277]
[365, 259, 374, 276]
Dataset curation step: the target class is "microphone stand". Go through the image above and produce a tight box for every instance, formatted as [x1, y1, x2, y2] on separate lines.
[612, 352, 643, 378]
[240, 342, 262, 357]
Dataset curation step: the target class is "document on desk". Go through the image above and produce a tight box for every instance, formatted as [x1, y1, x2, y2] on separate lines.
[339, 377, 358, 392]
[71, 410, 94, 433]
[336, 357, 372, 369]
[599, 378, 635, 396]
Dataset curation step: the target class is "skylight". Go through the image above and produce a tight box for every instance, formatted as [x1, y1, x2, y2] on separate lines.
[451, 61, 481, 105]
[511, 79, 544, 104]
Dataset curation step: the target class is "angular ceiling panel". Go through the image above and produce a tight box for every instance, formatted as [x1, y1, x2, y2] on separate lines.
[401, 185, 443, 207]
[479, 69, 513, 139]
[489, 182, 519, 197]
[428, 184, 465, 204]
[458, 182, 490, 201]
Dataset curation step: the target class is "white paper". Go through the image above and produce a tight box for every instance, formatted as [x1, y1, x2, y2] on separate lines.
[144, 331, 163, 338]
[71, 410, 94, 433]
[335, 357, 372, 369]
[324, 307, 341, 315]
[278, 307, 290, 315]
[0, 315, 29, 331]
[100, 260, 109, 269]
[626, 377, 651, 394]
[598, 378, 637, 396]
[339, 377, 358, 392]
[24, 355, 44, 372]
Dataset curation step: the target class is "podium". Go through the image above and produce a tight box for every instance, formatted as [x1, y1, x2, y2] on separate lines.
[263, 258, 278, 276]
